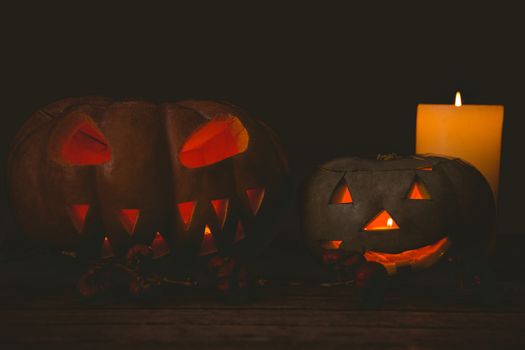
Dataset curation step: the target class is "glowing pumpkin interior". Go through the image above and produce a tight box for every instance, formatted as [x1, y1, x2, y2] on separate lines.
[234, 222, 245, 242]
[320, 240, 343, 249]
[101, 236, 115, 259]
[211, 199, 229, 228]
[330, 180, 352, 204]
[179, 115, 249, 168]
[151, 232, 170, 258]
[364, 237, 450, 275]
[246, 188, 265, 215]
[407, 179, 431, 200]
[118, 209, 140, 235]
[200, 224, 218, 255]
[363, 210, 399, 231]
[53, 118, 111, 165]
[178, 201, 196, 230]
[68, 204, 89, 233]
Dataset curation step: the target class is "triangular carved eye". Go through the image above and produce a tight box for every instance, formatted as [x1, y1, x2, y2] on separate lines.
[330, 179, 352, 204]
[211, 198, 229, 228]
[178, 201, 196, 230]
[407, 178, 431, 200]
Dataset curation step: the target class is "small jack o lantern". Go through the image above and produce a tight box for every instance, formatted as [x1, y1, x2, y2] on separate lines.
[8, 97, 289, 260]
[300, 155, 495, 275]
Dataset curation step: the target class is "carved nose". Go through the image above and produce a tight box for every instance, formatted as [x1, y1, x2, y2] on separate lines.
[363, 209, 399, 231]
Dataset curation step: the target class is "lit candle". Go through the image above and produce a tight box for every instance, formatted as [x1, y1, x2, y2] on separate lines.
[416, 92, 504, 198]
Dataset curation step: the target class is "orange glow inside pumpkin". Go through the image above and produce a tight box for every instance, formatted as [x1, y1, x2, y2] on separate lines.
[246, 188, 265, 215]
[363, 210, 399, 231]
[151, 232, 170, 258]
[179, 115, 249, 168]
[320, 240, 343, 249]
[234, 222, 245, 242]
[100, 236, 115, 259]
[211, 199, 229, 228]
[68, 204, 89, 233]
[118, 209, 140, 234]
[200, 224, 218, 255]
[59, 121, 111, 165]
[407, 180, 431, 200]
[330, 180, 352, 204]
[417, 166, 433, 171]
[364, 237, 450, 275]
[178, 201, 196, 230]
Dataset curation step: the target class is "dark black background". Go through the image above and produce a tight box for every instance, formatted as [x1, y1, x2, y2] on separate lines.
[2, 3, 524, 244]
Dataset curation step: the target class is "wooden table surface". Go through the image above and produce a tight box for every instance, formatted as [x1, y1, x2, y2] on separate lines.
[1, 236, 525, 350]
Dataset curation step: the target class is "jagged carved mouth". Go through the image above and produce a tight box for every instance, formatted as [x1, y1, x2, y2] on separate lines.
[320, 237, 450, 275]
[363, 237, 450, 275]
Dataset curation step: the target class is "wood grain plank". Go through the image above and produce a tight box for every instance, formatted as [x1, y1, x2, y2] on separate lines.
[1, 322, 524, 350]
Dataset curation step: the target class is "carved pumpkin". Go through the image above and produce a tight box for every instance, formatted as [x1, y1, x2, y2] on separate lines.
[8, 97, 289, 259]
[300, 155, 495, 275]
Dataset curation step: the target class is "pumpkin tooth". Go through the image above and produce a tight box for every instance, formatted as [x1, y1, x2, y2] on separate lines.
[211, 199, 229, 228]
[178, 201, 197, 230]
[200, 225, 218, 255]
[100, 236, 115, 259]
[245, 187, 265, 215]
[234, 222, 245, 242]
[68, 204, 89, 233]
[118, 209, 140, 235]
[151, 232, 170, 259]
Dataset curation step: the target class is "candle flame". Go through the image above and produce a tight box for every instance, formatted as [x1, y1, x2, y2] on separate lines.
[387, 218, 393, 227]
[455, 91, 462, 107]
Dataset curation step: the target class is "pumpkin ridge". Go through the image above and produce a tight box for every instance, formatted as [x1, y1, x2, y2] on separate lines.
[174, 101, 213, 120]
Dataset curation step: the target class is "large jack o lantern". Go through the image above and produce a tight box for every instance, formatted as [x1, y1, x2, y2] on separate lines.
[300, 155, 495, 275]
[7, 97, 289, 260]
